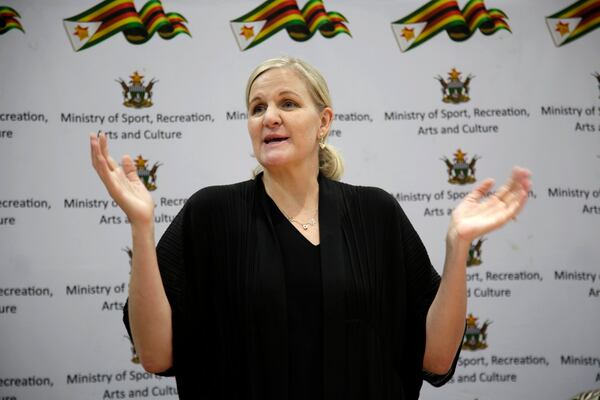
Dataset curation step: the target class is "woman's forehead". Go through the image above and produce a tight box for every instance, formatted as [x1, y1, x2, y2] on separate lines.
[249, 68, 308, 97]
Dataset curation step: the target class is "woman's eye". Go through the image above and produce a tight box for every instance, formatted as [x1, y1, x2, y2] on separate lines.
[281, 100, 297, 109]
[251, 104, 265, 114]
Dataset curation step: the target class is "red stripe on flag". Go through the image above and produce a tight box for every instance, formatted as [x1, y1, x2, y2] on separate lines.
[419, 2, 459, 23]
[426, 8, 463, 29]
[253, 1, 296, 21]
[100, 10, 140, 30]
[262, 9, 302, 29]
[95, 3, 135, 22]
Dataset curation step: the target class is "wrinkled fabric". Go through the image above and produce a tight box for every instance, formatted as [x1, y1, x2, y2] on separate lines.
[124, 174, 459, 399]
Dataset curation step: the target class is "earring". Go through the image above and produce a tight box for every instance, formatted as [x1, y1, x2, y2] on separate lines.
[319, 134, 326, 150]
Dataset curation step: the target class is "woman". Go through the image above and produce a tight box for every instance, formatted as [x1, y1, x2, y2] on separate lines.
[90, 56, 531, 399]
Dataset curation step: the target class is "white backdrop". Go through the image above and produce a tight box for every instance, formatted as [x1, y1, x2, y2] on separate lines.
[1, 0, 599, 399]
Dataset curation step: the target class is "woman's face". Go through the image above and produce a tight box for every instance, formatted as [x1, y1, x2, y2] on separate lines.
[247, 68, 331, 173]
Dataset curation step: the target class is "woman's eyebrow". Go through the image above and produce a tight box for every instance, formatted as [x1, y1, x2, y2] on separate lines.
[249, 89, 300, 104]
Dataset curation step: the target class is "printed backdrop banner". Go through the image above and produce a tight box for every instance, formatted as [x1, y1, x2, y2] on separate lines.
[1, 0, 599, 399]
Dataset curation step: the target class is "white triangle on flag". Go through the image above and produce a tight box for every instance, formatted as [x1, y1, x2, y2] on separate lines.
[545, 17, 581, 47]
[63, 20, 102, 52]
[391, 22, 427, 52]
[230, 21, 267, 51]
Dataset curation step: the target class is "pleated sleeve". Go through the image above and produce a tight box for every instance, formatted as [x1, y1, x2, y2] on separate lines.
[122, 199, 192, 377]
[389, 195, 460, 387]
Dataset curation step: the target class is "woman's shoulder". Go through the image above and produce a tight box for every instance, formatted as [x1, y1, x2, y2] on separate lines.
[327, 179, 399, 210]
[185, 178, 256, 209]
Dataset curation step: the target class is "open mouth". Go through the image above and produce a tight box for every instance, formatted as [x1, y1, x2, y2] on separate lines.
[264, 136, 288, 144]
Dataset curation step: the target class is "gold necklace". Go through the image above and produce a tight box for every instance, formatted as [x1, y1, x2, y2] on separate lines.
[282, 208, 319, 230]
[263, 177, 319, 230]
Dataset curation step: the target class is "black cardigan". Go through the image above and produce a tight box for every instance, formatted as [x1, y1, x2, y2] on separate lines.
[124, 174, 458, 399]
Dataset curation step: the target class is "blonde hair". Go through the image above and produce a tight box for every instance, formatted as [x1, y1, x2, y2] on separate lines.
[246, 56, 344, 181]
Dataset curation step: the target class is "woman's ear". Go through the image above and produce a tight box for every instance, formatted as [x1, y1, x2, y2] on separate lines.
[319, 107, 334, 137]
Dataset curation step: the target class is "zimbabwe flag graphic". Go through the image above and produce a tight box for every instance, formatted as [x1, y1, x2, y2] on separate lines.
[0, 6, 24, 35]
[63, 0, 189, 51]
[230, 0, 350, 51]
[391, 0, 510, 52]
[546, 0, 600, 46]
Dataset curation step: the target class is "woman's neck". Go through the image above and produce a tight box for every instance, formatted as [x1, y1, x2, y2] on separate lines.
[262, 166, 319, 217]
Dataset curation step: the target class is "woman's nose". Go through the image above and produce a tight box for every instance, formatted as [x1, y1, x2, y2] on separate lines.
[263, 104, 281, 127]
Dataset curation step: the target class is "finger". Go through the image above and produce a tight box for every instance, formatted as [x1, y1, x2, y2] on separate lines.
[506, 167, 532, 196]
[98, 133, 119, 171]
[506, 186, 529, 220]
[484, 186, 528, 228]
[91, 134, 123, 193]
[106, 154, 119, 171]
[512, 166, 532, 180]
[122, 154, 141, 183]
[495, 167, 531, 201]
[465, 178, 495, 203]
[90, 133, 109, 175]
[513, 166, 532, 193]
[90, 133, 100, 170]
[473, 187, 521, 221]
[499, 169, 532, 212]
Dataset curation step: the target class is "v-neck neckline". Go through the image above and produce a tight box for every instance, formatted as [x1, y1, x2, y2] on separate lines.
[266, 193, 320, 248]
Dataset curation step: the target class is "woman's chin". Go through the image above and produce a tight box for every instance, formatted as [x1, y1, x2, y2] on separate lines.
[258, 153, 293, 168]
[260, 160, 289, 171]
[257, 149, 317, 172]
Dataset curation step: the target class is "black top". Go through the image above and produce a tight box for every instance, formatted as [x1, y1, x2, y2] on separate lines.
[124, 174, 459, 399]
[267, 196, 323, 400]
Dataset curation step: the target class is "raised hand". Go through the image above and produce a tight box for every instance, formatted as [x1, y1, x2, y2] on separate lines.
[448, 166, 531, 244]
[90, 132, 155, 226]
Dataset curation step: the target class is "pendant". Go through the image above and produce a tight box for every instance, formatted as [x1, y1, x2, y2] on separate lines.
[302, 224, 309, 230]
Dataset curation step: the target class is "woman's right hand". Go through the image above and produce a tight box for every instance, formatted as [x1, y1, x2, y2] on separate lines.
[90, 132, 155, 226]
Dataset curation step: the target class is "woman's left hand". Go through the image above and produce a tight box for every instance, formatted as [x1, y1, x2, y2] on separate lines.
[448, 166, 532, 244]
